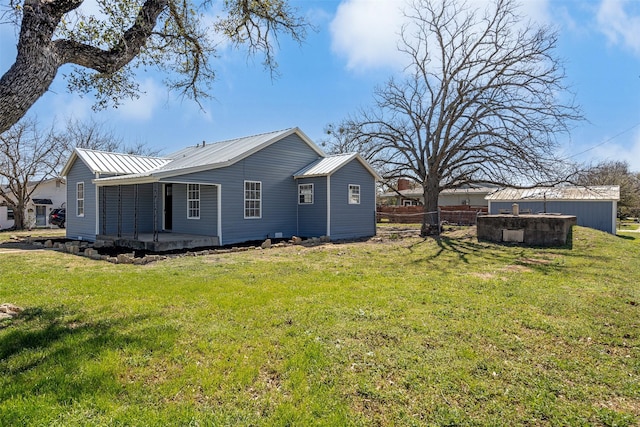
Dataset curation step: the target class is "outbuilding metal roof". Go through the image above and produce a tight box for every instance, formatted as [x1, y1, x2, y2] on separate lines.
[485, 186, 620, 201]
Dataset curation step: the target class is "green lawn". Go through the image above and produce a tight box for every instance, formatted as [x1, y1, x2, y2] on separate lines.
[1, 227, 638, 426]
[619, 222, 640, 231]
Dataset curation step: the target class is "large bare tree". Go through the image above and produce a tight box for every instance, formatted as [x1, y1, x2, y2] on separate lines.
[61, 117, 160, 156]
[326, 0, 582, 235]
[0, 118, 67, 229]
[0, 0, 308, 133]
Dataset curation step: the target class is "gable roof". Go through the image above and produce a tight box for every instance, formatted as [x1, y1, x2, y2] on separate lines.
[156, 127, 324, 177]
[86, 128, 327, 185]
[61, 148, 170, 177]
[293, 153, 381, 180]
[485, 186, 620, 202]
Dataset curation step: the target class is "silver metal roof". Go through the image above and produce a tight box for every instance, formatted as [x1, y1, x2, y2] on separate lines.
[90, 128, 327, 185]
[294, 153, 356, 177]
[485, 186, 620, 201]
[160, 128, 323, 174]
[72, 148, 171, 175]
[71, 128, 380, 186]
[294, 153, 381, 179]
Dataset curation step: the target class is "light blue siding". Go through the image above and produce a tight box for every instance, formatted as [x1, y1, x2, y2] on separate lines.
[64, 132, 379, 246]
[329, 160, 377, 240]
[65, 160, 97, 241]
[297, 177, 328, 237]
[169, 184, 218, 235]
[489, 201, 615, 233]
[162, 133, 321, 245]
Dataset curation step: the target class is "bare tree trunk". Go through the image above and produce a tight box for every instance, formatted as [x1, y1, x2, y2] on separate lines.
[421, 177, 440, 236]
[11, 203, 25, 230]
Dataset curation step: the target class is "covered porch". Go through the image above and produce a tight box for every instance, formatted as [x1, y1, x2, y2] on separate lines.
[94, 179, 222, 251]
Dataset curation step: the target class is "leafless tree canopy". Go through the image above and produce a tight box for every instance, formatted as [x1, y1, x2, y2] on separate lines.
[325, 0, 582, 234]
[0, 0, 308, 133]
[61, 117, 161, 156]
[0, 118, 66, 229]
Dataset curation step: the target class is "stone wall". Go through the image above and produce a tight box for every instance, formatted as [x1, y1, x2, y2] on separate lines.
[477, 214, 576, 247]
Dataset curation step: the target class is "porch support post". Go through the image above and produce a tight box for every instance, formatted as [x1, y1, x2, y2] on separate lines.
[101, 186, 107, 235]
[117, 185, 122, 238]
[217, 184, 222, 246]
[326, 175, 331, 237]
[133, 184, 139, 239]
[153, 183, 159, 242]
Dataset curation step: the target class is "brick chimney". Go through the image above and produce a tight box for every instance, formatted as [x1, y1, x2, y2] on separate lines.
[397, 178, 411, 191]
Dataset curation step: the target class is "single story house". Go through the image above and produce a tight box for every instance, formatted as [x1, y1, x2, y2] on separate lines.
[485, 186, 620, 234]
[60, 128, 380, 249]
[0, 178, 66, 229]
[378, 179, 495, 207]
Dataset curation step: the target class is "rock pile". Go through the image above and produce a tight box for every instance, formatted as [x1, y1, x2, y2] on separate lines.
[0, 303, 23, 320]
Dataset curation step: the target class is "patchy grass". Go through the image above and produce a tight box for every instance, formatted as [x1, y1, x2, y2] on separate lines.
[0, 227, 638, 426]
[0, 228, 66, 243]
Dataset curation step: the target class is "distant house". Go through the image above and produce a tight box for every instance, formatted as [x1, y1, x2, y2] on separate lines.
[60, 128, 380, 249]
[485, 186, 620, 234]
[378, 179, 495, 207]
[0, 178, 66, 229]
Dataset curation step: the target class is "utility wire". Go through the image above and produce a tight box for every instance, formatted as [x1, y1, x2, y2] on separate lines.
[567, 121, 640, 159]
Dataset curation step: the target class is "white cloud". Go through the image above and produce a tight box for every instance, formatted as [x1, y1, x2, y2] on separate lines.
[329, 0, 557, 73]
[114, 78, 166, 121]
[597, 0, 640, 56]
[516, 0, 552, 26]
[329, 0, 407, 71]
[587, 128, 640, 171]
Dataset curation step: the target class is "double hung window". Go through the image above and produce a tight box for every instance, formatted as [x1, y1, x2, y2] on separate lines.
[77, 182, 85, 216]
[298, 184, 314, 204]
[348, 184, 360, 204]
[244, 181, 262, 218]
[187, 184, 200, 219]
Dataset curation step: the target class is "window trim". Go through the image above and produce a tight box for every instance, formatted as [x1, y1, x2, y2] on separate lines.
[244, 180, 262, 219]
[298, 183, 314, 205]
[76, 182, 85, 217]
[6, 207, 14, 221]
[348, 184, 361, 205]
[187, 183, 200, 219]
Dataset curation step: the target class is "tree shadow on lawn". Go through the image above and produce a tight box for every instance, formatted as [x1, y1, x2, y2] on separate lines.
[408, 236, 510, 264]
[407, 236, 570, 275]
[0, 306, 172, 403]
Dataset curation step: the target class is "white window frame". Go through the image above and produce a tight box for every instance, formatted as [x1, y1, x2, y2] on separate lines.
[76, 182, 85, 217]
[244, 180, 262, 219]
[7, 207, 14, 221]
[298, 183, 314, 205]
[348, 184, 361, 205]
[187, 183, 200, 219]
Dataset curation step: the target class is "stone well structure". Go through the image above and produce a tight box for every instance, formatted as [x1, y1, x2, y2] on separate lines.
[477, 214, 577, 247]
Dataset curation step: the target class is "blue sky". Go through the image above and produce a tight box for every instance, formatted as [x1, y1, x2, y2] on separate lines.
[1, 0, 639, 170]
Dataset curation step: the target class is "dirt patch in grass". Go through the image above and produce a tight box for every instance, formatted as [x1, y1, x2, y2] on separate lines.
[502, 264, 533, 273]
